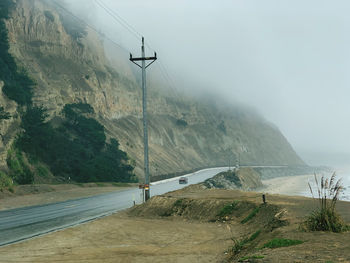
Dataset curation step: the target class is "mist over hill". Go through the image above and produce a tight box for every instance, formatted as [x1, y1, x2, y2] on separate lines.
[0, 0, 304, 183]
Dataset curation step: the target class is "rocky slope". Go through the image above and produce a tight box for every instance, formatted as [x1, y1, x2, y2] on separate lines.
[203, 168, 263, 190]
[0, 0, 304, 179]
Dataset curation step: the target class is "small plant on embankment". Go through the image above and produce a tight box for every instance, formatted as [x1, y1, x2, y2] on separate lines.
[241, 207, 260, 224]
[261, 238, 303, 249]
[217, 201, 239, 217]
[230, 230, 262, 255]
[301, 173, 349, 232]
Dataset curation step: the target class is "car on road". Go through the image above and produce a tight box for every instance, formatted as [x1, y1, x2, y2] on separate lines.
[179, 177, 188, 184]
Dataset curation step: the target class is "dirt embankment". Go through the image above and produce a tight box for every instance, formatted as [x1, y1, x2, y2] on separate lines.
[1, 185, 349, 262]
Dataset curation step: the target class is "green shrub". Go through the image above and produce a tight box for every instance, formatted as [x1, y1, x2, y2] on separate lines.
[7, 149, 34, 184]
[241, 207, 260, 224]
[174, 199, 183, 207]
[0, 106, 10, 120]
[231, 238, 245, 255]
[217, 201, 239, 217]
[0, 171, 13, 188]
[15, 104, 135, 184]
[262, 238, 303, 249]
[230, 230, 261, 255]
[8, 186, 14, 193]
[247, 229, 261, 242]
[36, 165, 50, 178]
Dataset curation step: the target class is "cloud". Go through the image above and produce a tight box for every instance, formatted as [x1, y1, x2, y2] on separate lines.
[60, 0, 350, 159]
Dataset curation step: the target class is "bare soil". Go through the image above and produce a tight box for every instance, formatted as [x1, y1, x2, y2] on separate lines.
[0, 184, 349, 263]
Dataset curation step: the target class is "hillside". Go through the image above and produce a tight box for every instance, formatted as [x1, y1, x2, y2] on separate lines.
[0, 0, 304, 182]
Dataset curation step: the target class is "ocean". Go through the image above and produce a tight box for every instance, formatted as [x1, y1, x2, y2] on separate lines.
[299, 168, 350, 202]
[298, 152, 350, 202]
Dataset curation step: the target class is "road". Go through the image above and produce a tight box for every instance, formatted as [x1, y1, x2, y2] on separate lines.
[0, 167, 228, 246]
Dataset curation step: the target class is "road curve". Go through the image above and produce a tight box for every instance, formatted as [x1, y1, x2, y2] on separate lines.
[0, 167, 228, 246]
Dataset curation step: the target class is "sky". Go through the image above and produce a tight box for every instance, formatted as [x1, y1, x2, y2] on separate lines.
[65, 0, 350, 164]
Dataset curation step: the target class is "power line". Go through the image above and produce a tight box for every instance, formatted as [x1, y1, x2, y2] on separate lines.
[94, 0, 142, 41]
[55, 0, 180, 99]
[93, 0, 179, 95]
[52, 0, 131, 54]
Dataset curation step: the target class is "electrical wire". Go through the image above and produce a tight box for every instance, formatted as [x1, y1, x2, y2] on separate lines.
[52, 0, 131, 54]
[95, 0, 142, 41]
[54, 0, 180, 99]
[93, 0, 180, 96]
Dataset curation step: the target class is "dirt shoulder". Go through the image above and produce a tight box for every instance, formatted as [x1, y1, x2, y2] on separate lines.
[0, 185, 349, 262]
[0, 183, 136, 211]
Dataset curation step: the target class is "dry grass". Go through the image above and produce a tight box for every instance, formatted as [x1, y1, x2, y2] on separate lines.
[302, 173, 349, 232]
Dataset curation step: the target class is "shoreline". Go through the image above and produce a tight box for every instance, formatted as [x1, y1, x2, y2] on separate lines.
[259, 174, 315, 197]
[259, 173, 350, 202]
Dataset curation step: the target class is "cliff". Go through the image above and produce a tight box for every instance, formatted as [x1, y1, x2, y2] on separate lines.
[0, 0, 305, 179]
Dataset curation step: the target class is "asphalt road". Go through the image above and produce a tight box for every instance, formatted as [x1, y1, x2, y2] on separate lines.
[0, 167, 228, 246]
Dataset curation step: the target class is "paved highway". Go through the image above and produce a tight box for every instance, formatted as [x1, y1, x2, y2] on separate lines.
[0, 167, 228, 246]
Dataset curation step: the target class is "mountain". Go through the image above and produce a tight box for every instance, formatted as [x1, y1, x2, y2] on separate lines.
[0, 0, 304, 183]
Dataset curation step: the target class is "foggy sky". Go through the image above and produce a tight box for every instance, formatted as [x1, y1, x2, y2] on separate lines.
[65, 0, 350, 161]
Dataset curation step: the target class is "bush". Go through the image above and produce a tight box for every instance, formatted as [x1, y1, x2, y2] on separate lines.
[241, 207, 260, 224]
[217, 201, 239, 217]
[230, 230, 262, 255]
[15, 104, 135, 183]
[0, 106, 10, 120]
[6, 149, 34, 184]
[0, 171, 13, 188]
[262, 238, 303, 249]
[302, 173, 348, 232]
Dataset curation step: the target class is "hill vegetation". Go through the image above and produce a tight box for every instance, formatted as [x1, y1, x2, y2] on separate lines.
[5, 102, 137, 184]
[0, 0, 135, 185]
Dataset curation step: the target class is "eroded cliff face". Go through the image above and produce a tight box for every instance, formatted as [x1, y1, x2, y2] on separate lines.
[1, 0, 304, 178]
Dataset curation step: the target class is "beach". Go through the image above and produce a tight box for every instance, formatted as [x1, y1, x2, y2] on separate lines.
[260, 174, 314, 196]
[260, 173, 350, 201]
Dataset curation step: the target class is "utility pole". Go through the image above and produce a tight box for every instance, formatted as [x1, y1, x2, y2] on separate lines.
[130, 37, 157, 201]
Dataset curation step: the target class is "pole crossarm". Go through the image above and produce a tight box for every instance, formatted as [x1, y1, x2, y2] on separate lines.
[130, 53, 157, 68]
[130, 55, 157, 61]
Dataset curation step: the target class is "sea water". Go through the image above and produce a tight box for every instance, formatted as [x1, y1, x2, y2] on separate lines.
[299, 169, 350, 202]
[337, 169, 350, 201]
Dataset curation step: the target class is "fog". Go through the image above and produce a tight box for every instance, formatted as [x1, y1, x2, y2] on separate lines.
[62, 0, 350, 166]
